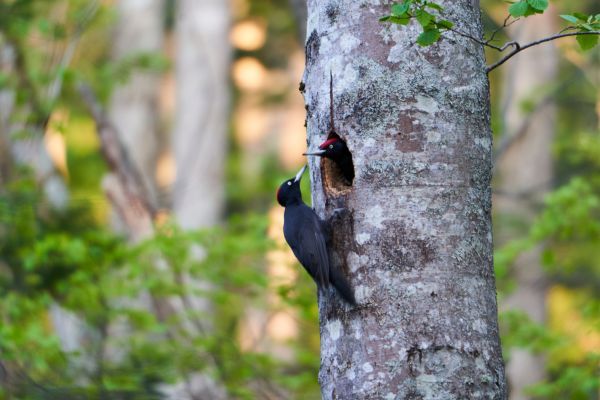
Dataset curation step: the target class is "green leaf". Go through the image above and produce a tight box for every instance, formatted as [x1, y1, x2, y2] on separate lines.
[523, 5, 541, 16]
[437, 19, 454, 29]
[390, 15, 412, 25]
[573, 12, 588, 21]
[509, 1, 529, 17]
[425, 2, 443, 11]
[417, 28, 441, 46]
[560, 14, 580, 24]
[581, 23, 594, 31]
[391, 2, 410, 16]
[526, 0, 548, 11]
[576, 33, 599, 51]
[380, 14, 411, 25]
[416, 10, 434, 27]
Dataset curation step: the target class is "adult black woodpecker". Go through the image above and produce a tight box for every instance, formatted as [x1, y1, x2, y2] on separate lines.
[277, 165, 356, 305]
[303, 71, 354, 184]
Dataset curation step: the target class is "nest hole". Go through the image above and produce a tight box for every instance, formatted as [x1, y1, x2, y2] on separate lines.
[321, 157, 354, 197]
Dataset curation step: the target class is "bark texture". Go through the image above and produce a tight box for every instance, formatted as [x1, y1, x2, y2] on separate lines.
[302, 1, 506, 398]
[497, 10, 557, 400]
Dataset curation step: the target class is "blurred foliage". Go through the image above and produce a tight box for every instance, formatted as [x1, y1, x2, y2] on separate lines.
[0, 0, 320, 399]
[0, 168, 319, 399]
[492, 13, 599, 400]
[1, 0, 599, 399]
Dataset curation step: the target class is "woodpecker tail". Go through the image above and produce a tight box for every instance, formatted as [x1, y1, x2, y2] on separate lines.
[329, 266, 356, 305]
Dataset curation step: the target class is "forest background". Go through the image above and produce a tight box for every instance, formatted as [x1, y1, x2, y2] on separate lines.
[0, 0, 598, 399]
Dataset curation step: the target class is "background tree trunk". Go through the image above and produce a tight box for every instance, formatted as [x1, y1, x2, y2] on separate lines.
[109, 0, 165, 207]
[302, 1, 507, 398]
[157, 1, 231, 399]
[496, 9, 558, 400]
[288, 0, 307, 43]
[172, 0, 230, 230]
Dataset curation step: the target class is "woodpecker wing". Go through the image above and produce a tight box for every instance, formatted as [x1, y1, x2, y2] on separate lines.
[283, 204, 330, 289]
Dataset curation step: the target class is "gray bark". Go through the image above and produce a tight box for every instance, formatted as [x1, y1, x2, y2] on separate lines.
[160, 1, 231, 399]
[109, 0, 164, 207]
[172, 0, 230, 229]
[496, 10, 558, 400]
[302, 1, 506, 398]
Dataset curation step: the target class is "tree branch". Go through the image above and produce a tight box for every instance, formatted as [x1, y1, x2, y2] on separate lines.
[486, 31, 600, 73]
[46, 0, 100, 103]
[78, 83, 156, 237]
[486, 15, 519, 46]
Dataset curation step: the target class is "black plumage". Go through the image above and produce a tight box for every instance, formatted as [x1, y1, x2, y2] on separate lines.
[305, 136, 355, 184]
[276, 165, 356, 305]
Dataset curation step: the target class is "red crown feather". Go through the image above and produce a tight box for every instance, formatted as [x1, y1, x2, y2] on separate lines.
[319, 137, 339, 150]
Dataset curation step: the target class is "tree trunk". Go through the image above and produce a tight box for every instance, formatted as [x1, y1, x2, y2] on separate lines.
[288, 0, 307, 42]
[109, 0, 164, 207]
[302, 1, 506, 398]
[496, 10, 558, 400]
[158, 1, 231, 399]
[172, 0, 230, 229]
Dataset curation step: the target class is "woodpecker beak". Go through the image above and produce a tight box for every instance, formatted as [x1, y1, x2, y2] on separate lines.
[303, 150, 326, 156]
[294, 165, 307, 183]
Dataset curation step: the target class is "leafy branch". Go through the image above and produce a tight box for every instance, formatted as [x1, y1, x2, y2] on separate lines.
[379, 0, 455, 46]
[380, 0, 600, 73]
[486, 30, 600, 72]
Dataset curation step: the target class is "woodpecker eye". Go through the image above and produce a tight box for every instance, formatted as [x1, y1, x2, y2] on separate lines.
[329, 144, 333, 149]
[287, 181, 292, 186]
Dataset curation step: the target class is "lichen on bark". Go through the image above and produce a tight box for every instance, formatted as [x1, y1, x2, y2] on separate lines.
[302, 0, 507, 398]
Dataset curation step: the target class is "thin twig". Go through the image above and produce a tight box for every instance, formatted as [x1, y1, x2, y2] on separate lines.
[447, 27, 521, 52]
[448, 27, 499, 49]
[487, 31, 600, 73]
[486, 15, 518, 45]
[47, 0, 100, 102]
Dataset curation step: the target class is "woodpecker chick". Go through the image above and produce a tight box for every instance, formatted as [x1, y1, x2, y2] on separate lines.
[304, 135, 354, 184]
[277, 165, 356, 305]
[303, 72, 354, 184]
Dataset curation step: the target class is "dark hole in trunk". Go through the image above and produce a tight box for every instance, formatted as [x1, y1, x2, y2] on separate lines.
[320, 133, 354, 196]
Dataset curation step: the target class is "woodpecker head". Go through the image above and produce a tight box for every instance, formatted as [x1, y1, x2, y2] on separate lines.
[276, 165, 307, 207]
[303, 136, 348, 160]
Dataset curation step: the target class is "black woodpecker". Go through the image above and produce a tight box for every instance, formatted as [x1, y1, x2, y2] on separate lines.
[304, 135, 354, 184]
[277, 165, 356, 305]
